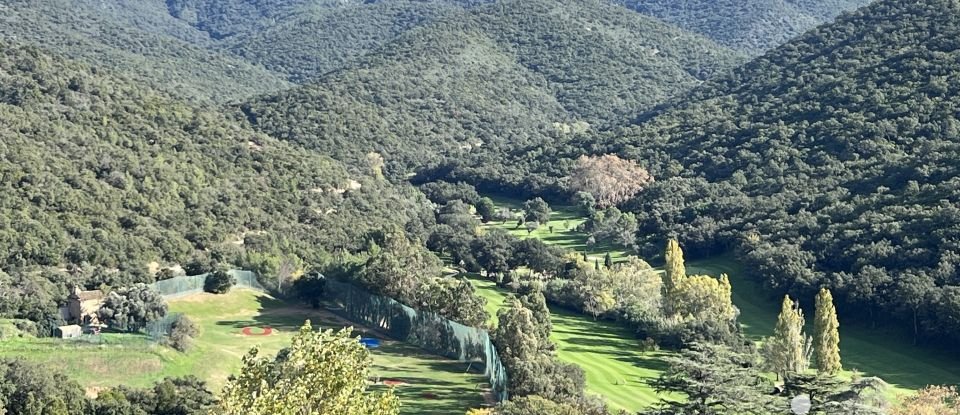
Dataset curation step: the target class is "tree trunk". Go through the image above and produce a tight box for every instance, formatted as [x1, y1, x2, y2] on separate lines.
[913, 308, 919, 345]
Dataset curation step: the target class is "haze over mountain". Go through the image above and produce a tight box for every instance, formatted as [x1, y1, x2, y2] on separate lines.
[0, 0, 291, 104]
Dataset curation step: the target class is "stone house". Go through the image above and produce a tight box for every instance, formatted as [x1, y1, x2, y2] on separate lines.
[63, 286, 104, 325]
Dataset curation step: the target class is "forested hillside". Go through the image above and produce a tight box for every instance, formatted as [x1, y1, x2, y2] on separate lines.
[617, 0, 870, 55]
[606, 0, 960, 343]
[239, 0, 743, 180]
[0, 40, 429, 275]
[0, 0, 291, 104]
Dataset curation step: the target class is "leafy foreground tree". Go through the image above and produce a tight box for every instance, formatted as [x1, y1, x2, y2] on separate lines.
[891, 385, 960, 415]
[95, 376, 215, 415]
[216, 321, 399, 415]
[0, 358, 88, 415]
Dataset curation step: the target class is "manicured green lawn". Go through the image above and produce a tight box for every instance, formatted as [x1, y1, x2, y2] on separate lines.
[477, 193, 960, 407]
[686, 256, 960, 399]
[468, 276, 673, 412]
[0, 289, 486, 414]
[481, 195, 633, 263]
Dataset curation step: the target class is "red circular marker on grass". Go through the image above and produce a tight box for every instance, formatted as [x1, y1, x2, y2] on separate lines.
[241, 326, 273, 336]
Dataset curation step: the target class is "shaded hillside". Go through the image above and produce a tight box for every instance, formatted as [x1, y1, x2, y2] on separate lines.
[0, 41, 429, 273]
[618, 0, 871, 55]
[165, 0, 310, 40]
[240, 0, 743, 182]
[0, 0, 291, 104]
[226, 1, 465, 81]
[609, 0, 960, 342]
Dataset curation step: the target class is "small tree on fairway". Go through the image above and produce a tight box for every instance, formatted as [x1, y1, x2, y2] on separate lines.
[475, 197, 496, 223]
[525, 221, 540, 234]
[523, 198, 551, 224]
[573, 191, 596, 216]
[814, 288, 842, 376]
[494, 208, 513, 224]
[604, 252, 613, 269]
[218, 322, 400, 415]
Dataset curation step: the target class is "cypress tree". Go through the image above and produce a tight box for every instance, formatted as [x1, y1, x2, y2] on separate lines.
[719, 273, 735, 320]
[604, 252, 613, 269]
[663, 239, 686, 315]
[813, 288, 842, 376]
[768, 295, 809, 379]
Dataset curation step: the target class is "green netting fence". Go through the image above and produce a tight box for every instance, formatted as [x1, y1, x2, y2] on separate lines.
[151, 270, 265, 298]
[323, 279, 509, 402]
[144, 270, 265, 340]
[145, 312, 183, 341]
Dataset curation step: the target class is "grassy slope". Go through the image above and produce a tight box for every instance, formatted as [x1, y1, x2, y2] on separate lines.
[686, 257, 960, 398]
[483, 195, 633, 262]
[468, 276, 672, 412]
[480, 195, 960, 405]
[477, 196, 670, 411]
[0, 289, 485, 414]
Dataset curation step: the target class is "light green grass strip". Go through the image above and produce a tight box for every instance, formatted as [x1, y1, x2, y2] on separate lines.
[0, 289, 486, 414]
[686, 256, 960, 399]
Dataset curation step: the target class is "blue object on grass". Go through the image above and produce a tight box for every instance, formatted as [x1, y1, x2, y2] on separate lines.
[360, 337, 381, 349]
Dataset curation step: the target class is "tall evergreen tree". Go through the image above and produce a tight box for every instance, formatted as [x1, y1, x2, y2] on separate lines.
[766, 296, 810, 379]
[663, 239, 686, 315]
[646, 343, 783, 415]
[814, 288, 842, 376]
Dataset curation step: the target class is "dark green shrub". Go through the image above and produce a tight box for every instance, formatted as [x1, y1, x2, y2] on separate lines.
[203, 270, 235, 294]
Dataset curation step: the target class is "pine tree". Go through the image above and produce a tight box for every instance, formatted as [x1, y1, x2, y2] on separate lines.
[814, 288, 842, 376]
[766, 295, 810, 379]
[663, 239, 686, 315]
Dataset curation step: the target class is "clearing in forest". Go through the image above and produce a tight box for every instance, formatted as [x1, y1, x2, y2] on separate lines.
[0, 289, 486, 415]
[478, 194, 960, 407]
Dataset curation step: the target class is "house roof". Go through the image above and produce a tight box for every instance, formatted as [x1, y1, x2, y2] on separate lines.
[70, 289, 104, 301]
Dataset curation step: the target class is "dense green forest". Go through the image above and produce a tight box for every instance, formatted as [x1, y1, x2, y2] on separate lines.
[617, 0, 870, 55]
[9, 0, 960, 412]
[601, 0, 960, 343]
[0, 0, 291, 104]
[238, 0, 744, 177]
[0, 40, 432, 324]
[222, 1, 480, 82]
